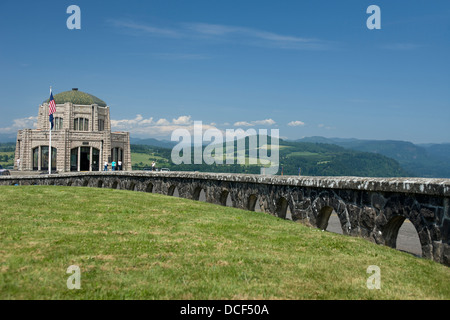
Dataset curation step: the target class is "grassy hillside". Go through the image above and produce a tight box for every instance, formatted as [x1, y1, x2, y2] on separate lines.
[1, 186, 449, 300]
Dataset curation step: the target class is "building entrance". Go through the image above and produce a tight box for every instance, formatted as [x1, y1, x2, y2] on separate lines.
[70, 147, 101, 172]
[80, 147, 90, 171]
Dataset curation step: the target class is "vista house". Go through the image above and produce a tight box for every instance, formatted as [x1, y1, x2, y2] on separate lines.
[14, 88, 131, 172]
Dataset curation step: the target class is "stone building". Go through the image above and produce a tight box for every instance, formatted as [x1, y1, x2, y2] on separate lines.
[14, 88, 131, 172]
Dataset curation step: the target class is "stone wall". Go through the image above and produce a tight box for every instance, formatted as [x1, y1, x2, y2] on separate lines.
[1, 171, 449, 266]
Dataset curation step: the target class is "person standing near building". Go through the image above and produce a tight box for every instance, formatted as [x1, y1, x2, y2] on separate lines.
[112, 161, 116, 171]
[118, 160, 122, 171]
[104, 161, 108, 171]
[152, 161, 156, 171]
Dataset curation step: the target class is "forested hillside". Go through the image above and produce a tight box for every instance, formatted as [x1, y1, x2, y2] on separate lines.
[295, 137, 450, 178]
[131, 138, 409, 177]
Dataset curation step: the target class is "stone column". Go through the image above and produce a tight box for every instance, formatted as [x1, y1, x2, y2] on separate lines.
[89, 147, 93, 172]
[77, 146, 81, 172]
[38, 146, 41, 171]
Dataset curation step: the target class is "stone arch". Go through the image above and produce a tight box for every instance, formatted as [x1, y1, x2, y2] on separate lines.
[66, 180, 73, 187]
[396, 218, 422, 257]
[146, 182, 153, 193]
[382, 215, 425, 257]
[326, 210, 344, 234]
[247, 194, 258, 211]
[129, 182, 137, 191]
[97, 180, 103, 188]
[193, 186, 204, 201]
[311, 193, 350, 233]
[111, 181, 119, 189]
[220, 189, 231, 206]
[168, 185, 179, 197]
[276, 197, 289, 219]
[286, 205, 293, 221]
[316, 205, 334, 230]
[199, 189, 206, 202]
[82, 180, 89, 187]
[381, 196, 432, 258]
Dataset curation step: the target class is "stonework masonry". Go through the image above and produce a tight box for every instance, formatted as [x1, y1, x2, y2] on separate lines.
[14, 89, 131, 173]
[1, 172, 449, 266]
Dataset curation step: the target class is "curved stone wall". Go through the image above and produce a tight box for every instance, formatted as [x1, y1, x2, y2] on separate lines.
[1, 171, 449, 266]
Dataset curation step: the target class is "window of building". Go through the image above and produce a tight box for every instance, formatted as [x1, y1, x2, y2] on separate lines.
[98, 119, 105, 131]
[110, 147, 123, 162]
[54, 117, 64, 130]
[32, 146, 56, 171]
[73, 118, 89, 131]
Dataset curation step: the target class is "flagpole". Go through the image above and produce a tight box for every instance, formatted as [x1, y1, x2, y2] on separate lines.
[49, 86, 52, 175]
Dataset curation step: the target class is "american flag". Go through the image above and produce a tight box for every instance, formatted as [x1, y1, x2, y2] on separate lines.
[49, 91, 56, 130]
[49, 92, 56, 115]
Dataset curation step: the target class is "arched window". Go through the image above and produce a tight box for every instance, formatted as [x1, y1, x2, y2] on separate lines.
[32, 146, 56, 171]
[73, 118, 89, 131]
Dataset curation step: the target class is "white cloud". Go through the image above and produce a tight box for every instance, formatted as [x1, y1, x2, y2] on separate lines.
[172, 115, 192, 125]
[233, 119, 276, 127]
[185, 23, 322, 48]
[110, 114, 218, 138]
[0, 116, 37, 133]
[288, 120, 305, 127]
[253, 119, 276, 126]
[233, 121, 254, 127]
[108, 20, 181, 38]
[155, 118, 170, 126]
[110, 19, 328, 50]
[111, 114, 152, 130]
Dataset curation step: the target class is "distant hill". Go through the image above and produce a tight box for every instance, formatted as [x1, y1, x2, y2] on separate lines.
[420, 143, 450, 161]
[130, 137, 176, 149]
[130, 137, 409, 178]
[3, 133, 447, 178]
[278, 140, 407, 177]
[0, 133, 17, 143]
[294, 137, 450, 178]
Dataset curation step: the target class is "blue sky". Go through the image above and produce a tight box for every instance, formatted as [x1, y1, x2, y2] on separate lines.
[0, 0, 449, 143]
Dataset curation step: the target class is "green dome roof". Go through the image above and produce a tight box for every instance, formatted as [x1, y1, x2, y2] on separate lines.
[45, 89, 107, 107]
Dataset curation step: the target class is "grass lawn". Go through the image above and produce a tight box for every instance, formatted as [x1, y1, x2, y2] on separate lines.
[131, 152, 169, 166]
[0, 185, 449, 300]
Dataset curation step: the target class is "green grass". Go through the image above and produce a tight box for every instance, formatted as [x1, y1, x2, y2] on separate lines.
[131, 152, 169, 167]
[0, 186, 449, 300]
